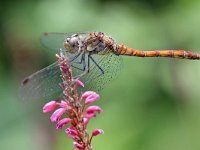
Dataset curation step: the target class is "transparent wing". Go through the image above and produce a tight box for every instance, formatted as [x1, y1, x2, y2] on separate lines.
[85, 53, 123, 92]
[40, 32, 68, 51]
[18, 62, 62, 101]
[19, 52, 123, 101]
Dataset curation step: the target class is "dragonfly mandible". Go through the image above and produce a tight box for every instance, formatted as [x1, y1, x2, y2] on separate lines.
[19, 32, 200, 101]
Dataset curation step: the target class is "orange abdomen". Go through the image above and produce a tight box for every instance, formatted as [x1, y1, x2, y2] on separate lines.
[115, 44, 200, 60]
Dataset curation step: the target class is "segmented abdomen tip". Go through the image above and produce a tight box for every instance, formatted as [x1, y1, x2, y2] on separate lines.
[21, 77, 30, 86]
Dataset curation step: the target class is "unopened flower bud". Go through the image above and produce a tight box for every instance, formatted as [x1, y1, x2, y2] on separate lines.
[86, 106, 103, 114]
[56, 118, 72, 129]
[43, 101, 57, 113]
[66, 127, 79, 140]
[85, 93, 100, 105]
[92, 129, 104, 136]
[74, 79, 84, 87]
[50, 108, 66, 122]
[73, 142, 84, 149]
[82, 91, 97, 99]
[59, 100, 68, 108]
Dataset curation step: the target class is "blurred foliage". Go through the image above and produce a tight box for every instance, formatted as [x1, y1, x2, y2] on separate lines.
[1, 0, 200, 150]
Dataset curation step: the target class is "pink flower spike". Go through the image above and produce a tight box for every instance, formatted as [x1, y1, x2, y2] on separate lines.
[86, 106, 103, 114]
[43, 101, 57, 113]
[74, 79, 84, 87]
[85, 93, 100, 105]
[73, 142, 84, 149]
[50, 108, 66, 122]
[92, 129, 104, 136]
[56, 118, 72, 129]
[60, 65, 69, 75]
[82, 91, 96, 99]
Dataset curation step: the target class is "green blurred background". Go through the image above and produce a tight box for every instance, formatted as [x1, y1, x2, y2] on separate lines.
[1, 0, 200, 150]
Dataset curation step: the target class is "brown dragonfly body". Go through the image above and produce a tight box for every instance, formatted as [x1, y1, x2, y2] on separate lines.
[19, 31, 200, 101]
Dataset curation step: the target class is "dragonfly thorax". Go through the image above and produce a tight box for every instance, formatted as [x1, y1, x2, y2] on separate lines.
[86, 40, 107, 54]
[64, 33, 109, 55]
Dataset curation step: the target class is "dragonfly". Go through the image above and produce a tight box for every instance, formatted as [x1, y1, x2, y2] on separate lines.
[19, 32, 200, 101]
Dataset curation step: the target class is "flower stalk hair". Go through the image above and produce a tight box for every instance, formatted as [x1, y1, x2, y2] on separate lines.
[43, 52, 104, 150]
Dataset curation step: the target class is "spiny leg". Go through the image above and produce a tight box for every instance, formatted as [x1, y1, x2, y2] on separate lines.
[82, 43, 108, 82]
[71, 52, 86, 71]
[76, 51, 86, 67]
[88, 54, 104, 75]
[72, 40, 107, 81]
[73, 53, 105, 82]
[83, 54, 105, 84]
[70, 52, 82, 62]
[72, 52, 88, 79]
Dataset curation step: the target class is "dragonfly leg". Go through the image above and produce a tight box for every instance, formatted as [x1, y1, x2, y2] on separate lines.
[86, 54, 104, 84]
[88, 54, 104, 75]
[71, 52, 86, 71]
[82, 52, 86, 71]
[72, 52, 105, 82]
[75, 52, 85, 65]
[72, 39, 106, 72]
[72, 52, 88, 79]
[78, 54, 105, 85]
[70, 52, 82, 62]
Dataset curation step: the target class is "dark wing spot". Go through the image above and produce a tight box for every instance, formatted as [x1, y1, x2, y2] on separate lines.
[21, 77, 30, 86]
[43, 32, 48, 36]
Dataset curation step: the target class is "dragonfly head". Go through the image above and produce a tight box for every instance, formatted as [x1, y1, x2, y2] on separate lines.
[64, 34, 80, 53]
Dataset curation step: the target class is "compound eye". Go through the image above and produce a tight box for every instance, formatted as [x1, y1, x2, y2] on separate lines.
[69, 37, 79, 47]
